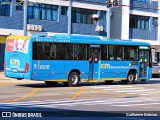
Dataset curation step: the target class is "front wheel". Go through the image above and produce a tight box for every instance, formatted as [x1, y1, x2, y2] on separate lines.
[126, 72, 136, 84]
[68, 72, 80, 87]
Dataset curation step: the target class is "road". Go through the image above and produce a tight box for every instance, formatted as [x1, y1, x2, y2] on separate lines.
[0, 73, 160, 119]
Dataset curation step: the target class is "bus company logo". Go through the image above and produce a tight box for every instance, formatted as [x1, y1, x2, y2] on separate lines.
[101, 64, 111, 69]
[106, 64, 111, 68]
[10, 59, 20, 68]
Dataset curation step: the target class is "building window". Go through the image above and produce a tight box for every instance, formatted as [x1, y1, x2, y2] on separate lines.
[152, 17, 158, 26]
[61, 6, 67, 15]
[72, 8, 97, 24]
[0, 0, 11, 16]
[130, 15, 149, 30]
[134, 0, 149, 2]
[27, 3, 58, 21]
[100, 11, 106, 19]
[16, 0, 23, 11]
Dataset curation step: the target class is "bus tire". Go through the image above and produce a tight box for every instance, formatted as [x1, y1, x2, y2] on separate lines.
[126, 72, 136, 84]
[68, 72, 80, 87]
[45, 81, 58, 86]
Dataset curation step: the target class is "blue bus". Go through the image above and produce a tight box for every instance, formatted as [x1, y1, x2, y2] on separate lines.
[4, 34, 152, 87]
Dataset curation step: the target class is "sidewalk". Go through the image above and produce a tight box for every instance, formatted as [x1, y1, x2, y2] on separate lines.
[0, 72, 4, 75]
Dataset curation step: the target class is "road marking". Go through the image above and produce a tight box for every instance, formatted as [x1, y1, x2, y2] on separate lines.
[103, 88, 143, 90]
[115, 89, 155, 92]
[114, 102, 160, 107]
[71, 88, 84, 99]
[89, 85, 133, 89]
[0, 97, 160, 109]
[6, 88, 41, 102]
[89, 85, 159, 96]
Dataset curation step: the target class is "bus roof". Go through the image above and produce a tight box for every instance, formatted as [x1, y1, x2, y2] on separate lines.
[7, 34, 149, 47]
[30, 34, 150, 47]
[8, 36, 30, 40]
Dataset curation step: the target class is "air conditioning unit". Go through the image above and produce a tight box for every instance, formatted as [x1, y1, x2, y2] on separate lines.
[95, 25, 103, 32]
[27, 24, 34, 31]
[34, 25, 42, 32]
[92, 14, 99, 19]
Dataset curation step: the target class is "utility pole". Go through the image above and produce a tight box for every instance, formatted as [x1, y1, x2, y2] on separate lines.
[23, 0, 27, 36]
[106, 7, 111, 39]
[106, 0, 119, 39]
[68, 0, 72, 35]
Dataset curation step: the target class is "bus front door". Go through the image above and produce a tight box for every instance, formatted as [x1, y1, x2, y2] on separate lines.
[139, 50, 149, 79]
[88, 48, 101, 80]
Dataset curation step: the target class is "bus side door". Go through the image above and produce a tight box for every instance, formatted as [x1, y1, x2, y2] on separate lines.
[88, 46, 101, 80]
[139, 49, 149, 79]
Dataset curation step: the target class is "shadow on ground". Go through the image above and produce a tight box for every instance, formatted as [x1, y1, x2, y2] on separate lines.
[14, 79, 160, 88]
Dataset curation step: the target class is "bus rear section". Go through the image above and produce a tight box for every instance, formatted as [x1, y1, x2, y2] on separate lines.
[4, 36, 31, 79]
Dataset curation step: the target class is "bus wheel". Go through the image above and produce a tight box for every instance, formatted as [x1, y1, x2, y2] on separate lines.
[68, 72, 80, 87]
[105, 80, 113, 84]
[45, 81, 58, 86]
[126, 72, 135, 84]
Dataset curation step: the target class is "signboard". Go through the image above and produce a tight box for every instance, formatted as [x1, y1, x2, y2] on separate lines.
[6, 36, 29, 54]
[0, 36, 7, 43]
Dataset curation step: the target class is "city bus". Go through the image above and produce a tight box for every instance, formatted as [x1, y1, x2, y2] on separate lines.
[4, 34, 152, 87]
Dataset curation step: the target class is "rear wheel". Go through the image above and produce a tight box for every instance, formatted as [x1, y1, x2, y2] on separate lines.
[67, 72, 80, 87]
[44, 81, 58, 86]
[126, 72, 136, 84]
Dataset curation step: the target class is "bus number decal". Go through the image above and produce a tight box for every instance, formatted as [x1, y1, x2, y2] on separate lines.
[39, 65, 50, 69]
[35, 63, 50, 70]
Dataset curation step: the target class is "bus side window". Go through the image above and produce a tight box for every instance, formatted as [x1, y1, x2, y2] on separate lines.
[50, 43, 56, 59]
[117, 57, 121, 60]
[124, 46, 138, 60]
[109, 55, 114, 60]
[108, 45, 115, 60]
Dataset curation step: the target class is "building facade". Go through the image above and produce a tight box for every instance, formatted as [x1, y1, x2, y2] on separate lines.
[0, 0, 159, 70]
